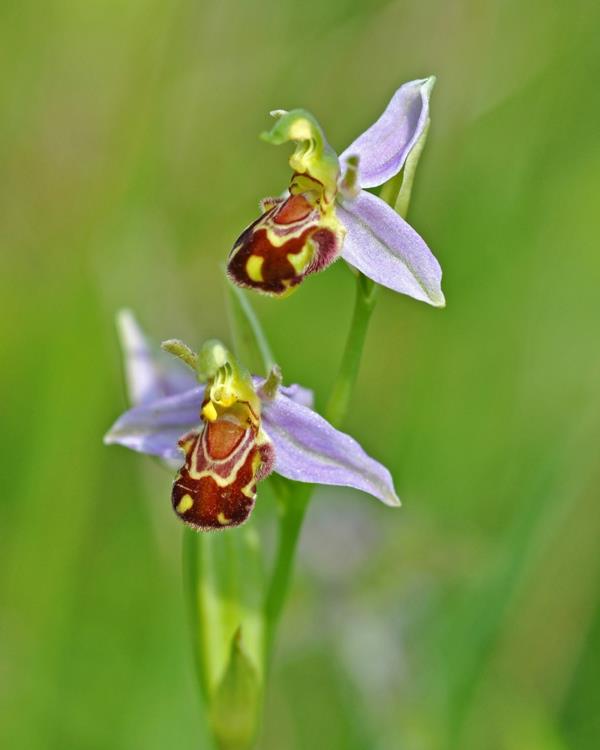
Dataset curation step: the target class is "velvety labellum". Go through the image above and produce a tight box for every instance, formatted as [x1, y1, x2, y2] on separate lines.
[172, 405, 273, 530]
[227, 192, 342, 296]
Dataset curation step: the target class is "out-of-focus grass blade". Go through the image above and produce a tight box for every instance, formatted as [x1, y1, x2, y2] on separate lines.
[439, 408, 600, 750]
[225, 279, 275, 377]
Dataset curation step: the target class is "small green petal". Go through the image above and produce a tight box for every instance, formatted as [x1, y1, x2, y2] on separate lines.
[260, 365, 282, 400]
[161, 338, 198, 371]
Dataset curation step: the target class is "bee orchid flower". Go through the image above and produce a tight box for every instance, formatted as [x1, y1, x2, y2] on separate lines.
[227, 77, 444, 306]
[104, 312, 399, 531]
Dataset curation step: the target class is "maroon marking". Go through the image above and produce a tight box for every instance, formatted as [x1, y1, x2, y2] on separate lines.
[206, 420, 245, 460]
[171, 419, 273, 531]
[256, 439, 275, 482]
[228, 225, 312, 294]
[306, 228, 340, 273]
[273, 194, 313, 224]
[227, 194, 342, 295]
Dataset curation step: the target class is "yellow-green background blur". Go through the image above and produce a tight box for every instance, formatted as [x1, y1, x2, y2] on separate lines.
[2, 1, 600, 748]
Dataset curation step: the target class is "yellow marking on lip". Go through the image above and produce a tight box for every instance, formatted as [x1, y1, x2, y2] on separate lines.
[202, 401, 218, 422]
[176, 494, 194, 514]
[190, 432, 255, 483]
[241, 483, 257, 499]
[287, 240, 313, 274]
[178, 434, 196, 452]
[241, 453, 261, 499]
[264, 224, 307, 247]
[260, 197, 280, 212]
[217, 512, 231, 526]
[246, 255, 264, 282]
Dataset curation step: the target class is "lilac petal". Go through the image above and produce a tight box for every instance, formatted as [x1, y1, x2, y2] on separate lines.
[253, 377, 315, 409]
[338, 191, 444, 307]
[117, 309, 196, 406]
[261, 390, 400, 507]
[339, 77, 434, 189]
[104, 387, 204, 460]
[279, 383, 314, 409]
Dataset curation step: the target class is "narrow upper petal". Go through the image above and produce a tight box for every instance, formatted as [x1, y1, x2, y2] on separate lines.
[339, 77, 434, 189]
[117, 309, 196, 406]
[103, 387, 204, 460]
[280, 383, 314, 409]
[257, 380, 314, 410]
[338, 191, 444, 306]
[261, 390, 400, 507]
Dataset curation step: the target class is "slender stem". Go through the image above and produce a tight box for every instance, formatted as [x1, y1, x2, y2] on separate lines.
[262, 270, 378, 665]
[325, 273, 378, 427]
[261, 174, 418, 665]
[263, 482, 312, 660]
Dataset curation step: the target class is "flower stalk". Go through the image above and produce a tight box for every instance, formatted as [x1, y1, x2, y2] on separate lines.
[326, 272, 378, 428]
[261, 166, 423, 668]
[263, 480, 312, 661]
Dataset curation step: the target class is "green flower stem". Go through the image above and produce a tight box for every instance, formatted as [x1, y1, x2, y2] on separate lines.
[262, 270, 378, 667]
[263, 481, 312, 660]
[325, 272, 378, 428]
[262, 179, 417, 668]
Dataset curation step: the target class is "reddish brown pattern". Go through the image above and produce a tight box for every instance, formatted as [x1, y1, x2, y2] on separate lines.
[273, 194, 313, 224]
[172, 419, 273, 531]
[227, 194, 341, 295]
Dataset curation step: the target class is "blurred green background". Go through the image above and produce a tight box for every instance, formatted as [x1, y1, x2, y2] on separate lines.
[2, 0, 600, 748]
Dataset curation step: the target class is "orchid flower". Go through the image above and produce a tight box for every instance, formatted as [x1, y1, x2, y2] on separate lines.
[227, 77, 444, 306]
[104, 312, 399, 531]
